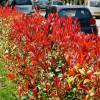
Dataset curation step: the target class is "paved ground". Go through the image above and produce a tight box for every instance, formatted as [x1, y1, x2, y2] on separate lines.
[96, 19, 100, 36]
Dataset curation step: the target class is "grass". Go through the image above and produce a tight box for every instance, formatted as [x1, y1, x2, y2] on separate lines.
[0, 61, 18, 100]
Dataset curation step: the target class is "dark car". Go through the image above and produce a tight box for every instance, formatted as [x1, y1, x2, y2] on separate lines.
[45, 5, 98, 35]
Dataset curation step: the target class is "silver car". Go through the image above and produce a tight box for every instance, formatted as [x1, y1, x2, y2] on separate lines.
[85, 0, 100, 18]
[8, 0, 34, 14]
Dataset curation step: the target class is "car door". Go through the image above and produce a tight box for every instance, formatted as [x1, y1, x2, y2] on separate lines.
[15, 0, 33, 14]
[75, 8, 92, 27]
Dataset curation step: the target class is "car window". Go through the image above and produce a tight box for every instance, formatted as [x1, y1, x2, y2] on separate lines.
[15, 0, 32, 5]
[90, 0, 100, 7]
[59, 10, 76, 17]
[59, 9, 92, 19]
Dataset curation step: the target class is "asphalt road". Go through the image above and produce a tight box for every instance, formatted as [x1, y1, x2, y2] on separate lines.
[96, 19, 100, 36]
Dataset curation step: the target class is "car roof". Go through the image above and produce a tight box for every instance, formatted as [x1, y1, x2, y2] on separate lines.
[50, 5, 89, 10]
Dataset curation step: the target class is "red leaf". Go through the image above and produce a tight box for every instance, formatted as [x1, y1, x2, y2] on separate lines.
[6, 72, 16, 80]
[45, 82, 50, 91]
[54, 78, 62, 90]
[77, 80, 89, 93]
[68, 69, 77, 76]
[32, 87, 38, 97]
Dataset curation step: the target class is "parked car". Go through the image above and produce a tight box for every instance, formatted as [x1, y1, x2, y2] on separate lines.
[34, 0, 63, 11]
[34, 0, 49, 11]
[85, 0, 100, 18]
[45, 5, 98, 35]
[0, 0, 7, 6]
[52, 0, 63, 5]
[8, 0, 35, 14]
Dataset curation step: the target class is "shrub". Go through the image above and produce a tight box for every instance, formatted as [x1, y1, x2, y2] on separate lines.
[0, 7, 22, 100]
[2, 7, 100, 100]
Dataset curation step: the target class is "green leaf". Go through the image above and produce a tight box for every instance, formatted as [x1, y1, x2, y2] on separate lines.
[88, 88, 96, 96]
[83, 79, 90, 84]
[21, 95, 29, 100]
[94, 72, 100, 75]
[67, 76, 75, 83]
[79, 68, 85, 75]
[0, 61, 4, 68]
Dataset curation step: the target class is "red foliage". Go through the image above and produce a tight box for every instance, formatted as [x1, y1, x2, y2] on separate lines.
[6, 72, 16, 80]
[2, 7, 100, 99]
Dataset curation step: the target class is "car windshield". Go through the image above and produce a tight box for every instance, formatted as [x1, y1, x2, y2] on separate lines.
[90, 0, 100, 7]
[15, 0, 32, 5]
[59, 8, 91, 19]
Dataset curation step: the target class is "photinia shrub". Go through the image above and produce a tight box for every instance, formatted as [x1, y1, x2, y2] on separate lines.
[2, 7, 100, 100]
[0, 7, 23, 60]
